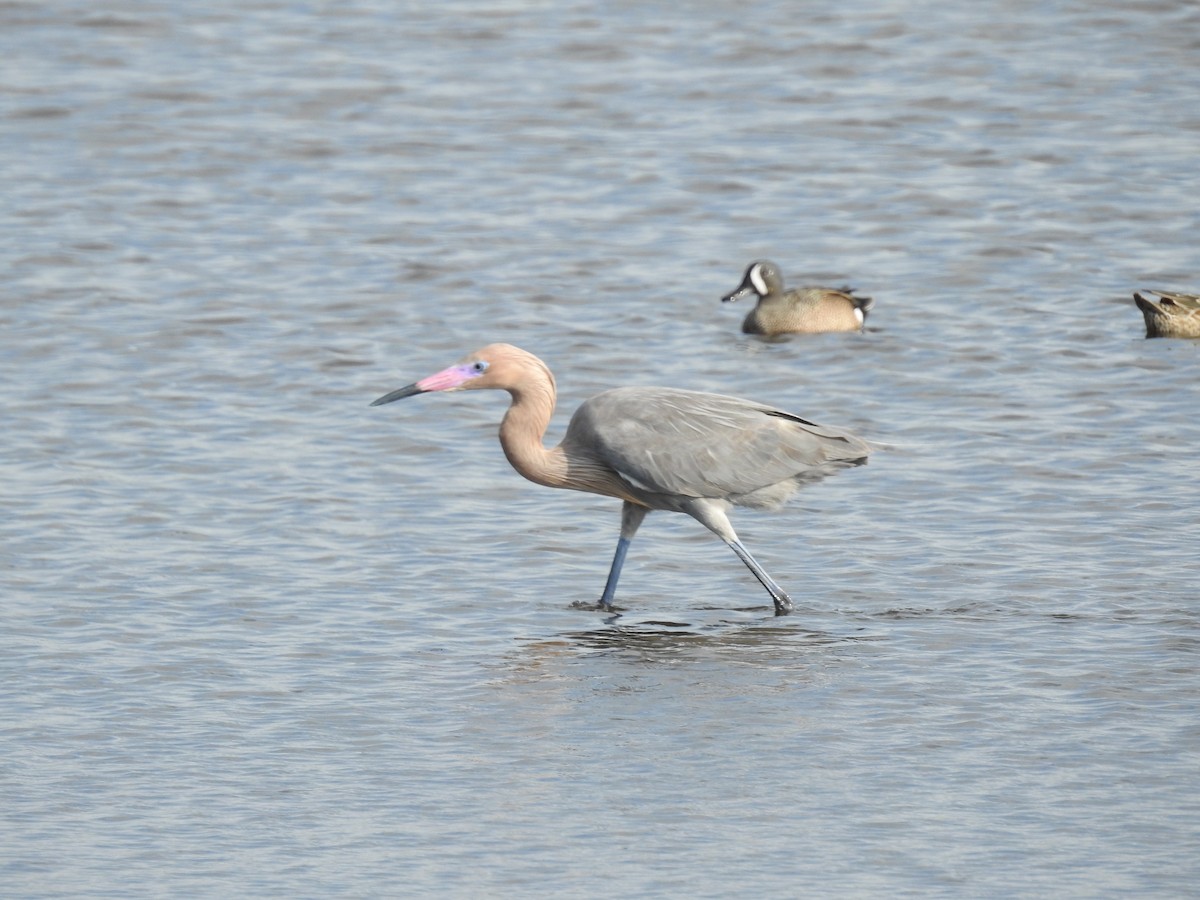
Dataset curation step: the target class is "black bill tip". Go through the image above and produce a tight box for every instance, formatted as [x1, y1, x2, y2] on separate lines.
[370, 383, 424, 406]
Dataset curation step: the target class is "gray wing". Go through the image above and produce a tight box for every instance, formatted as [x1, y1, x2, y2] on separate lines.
[565, 386, 869, 500]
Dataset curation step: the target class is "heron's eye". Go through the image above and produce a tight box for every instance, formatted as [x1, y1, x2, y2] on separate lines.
[471, 360, 489, 374]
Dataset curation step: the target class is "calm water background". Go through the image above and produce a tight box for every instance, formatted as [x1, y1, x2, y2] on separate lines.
[2, 0, 1198, 896]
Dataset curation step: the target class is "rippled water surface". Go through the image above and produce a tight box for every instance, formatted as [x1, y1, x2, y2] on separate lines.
[3, 0, 1198, 896]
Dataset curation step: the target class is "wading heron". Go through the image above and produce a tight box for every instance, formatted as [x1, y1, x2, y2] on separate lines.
[371, 343, 870, 616]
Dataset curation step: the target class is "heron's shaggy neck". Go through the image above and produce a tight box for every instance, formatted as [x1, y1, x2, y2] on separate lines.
[493, 353, 644, 504]
[497, 367, 570, 490]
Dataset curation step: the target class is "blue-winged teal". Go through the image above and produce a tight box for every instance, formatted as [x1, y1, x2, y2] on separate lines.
[1134, 291, 1200, 338]
[722, 260, 873, 336]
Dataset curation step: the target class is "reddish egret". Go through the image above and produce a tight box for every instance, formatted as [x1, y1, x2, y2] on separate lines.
[371, 343, 870, 616]
[1134, 290, 1200, 338]
[722, 260, 873, 336]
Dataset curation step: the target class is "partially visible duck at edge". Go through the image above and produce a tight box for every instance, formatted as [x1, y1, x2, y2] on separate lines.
[722, 259, 873, 336]
[1134, 290, 1200, 339]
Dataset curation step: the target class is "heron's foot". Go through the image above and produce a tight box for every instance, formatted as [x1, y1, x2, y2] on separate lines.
[772, 595, 794, 616]
[570, 599, 623, 613]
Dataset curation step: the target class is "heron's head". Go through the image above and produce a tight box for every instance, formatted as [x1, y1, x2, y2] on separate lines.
[370, 343, 552, 406]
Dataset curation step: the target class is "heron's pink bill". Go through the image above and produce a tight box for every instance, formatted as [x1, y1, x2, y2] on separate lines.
[371, 363, 481, 407]
[417, 363, 480, 393]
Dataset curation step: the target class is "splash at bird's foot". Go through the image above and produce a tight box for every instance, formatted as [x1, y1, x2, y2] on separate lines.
[570, 599, 624, 613]
[773, 596, 794, 616]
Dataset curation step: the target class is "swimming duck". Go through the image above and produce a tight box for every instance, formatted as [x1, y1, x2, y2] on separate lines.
[722, 260, 872, 336]
[1134, 290, 1200, 338]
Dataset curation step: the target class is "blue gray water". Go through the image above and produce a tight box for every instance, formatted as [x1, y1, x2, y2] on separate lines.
[2, 0, 1198, 896]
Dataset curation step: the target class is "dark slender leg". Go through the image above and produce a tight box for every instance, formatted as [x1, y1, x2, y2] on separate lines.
[727, 538, 794, 616]
[599, 537, 630, 610]
[595, 502, 649, 611]
[680, 498, 795, 616]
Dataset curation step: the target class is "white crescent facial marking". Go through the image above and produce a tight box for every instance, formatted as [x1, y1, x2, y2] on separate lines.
[749, 264, 769, 296]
